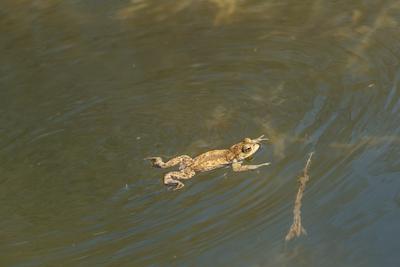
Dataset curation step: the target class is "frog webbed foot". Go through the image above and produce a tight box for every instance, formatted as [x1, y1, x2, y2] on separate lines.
[145, 157, 164, 168]
[173, 181, 185, 190]
[163, 169, 195, 190]
[164, 174, 185, 190]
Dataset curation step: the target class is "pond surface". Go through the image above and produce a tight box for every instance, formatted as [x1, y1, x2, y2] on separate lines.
[1, 0, 400, 266]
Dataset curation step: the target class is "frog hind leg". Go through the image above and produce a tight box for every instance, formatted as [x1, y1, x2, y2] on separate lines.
[146, 155, 193, 169]
[163, 168, 195, 190]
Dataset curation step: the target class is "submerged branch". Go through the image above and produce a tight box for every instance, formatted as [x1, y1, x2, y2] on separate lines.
[285, 152, 314, 241]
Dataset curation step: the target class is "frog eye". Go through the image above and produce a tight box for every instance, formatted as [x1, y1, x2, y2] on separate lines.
[242, 145, 252, 153]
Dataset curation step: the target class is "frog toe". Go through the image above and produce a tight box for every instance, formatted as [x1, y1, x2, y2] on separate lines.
[173, 182, 185, 190]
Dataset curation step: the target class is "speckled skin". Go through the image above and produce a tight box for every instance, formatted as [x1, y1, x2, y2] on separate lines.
[146, 135, 270, 190]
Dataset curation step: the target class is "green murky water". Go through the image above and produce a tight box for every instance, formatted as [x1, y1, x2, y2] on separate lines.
[1, 1, 400, 266]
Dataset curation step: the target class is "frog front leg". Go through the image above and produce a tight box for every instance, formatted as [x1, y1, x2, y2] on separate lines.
[164, 168, 195, 190]
[232, 161, 270, 172]
[146, 155, 193, 169]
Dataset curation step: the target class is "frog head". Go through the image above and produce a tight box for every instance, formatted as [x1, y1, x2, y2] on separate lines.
[229, 135, 268, 161]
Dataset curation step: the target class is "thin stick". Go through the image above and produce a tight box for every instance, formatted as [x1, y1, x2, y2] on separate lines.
[285, 152, 314, 241]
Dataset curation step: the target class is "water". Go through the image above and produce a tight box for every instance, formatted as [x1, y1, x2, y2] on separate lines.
[1, 0, 400, 266]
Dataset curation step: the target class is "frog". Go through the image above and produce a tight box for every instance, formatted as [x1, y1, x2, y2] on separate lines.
[146, 135, 270, 190]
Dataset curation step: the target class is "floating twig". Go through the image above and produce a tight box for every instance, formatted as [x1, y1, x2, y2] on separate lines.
[285, 152, 314, 241]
